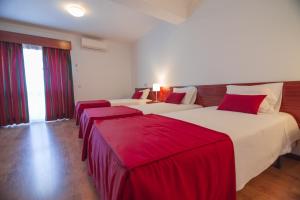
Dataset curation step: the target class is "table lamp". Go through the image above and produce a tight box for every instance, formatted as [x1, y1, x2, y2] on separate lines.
[152, 83, 160, 102]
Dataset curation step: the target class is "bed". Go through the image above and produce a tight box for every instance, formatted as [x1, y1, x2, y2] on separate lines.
[87, 108, 299, 200]
[75, 89, 151, 125]
[75, 99, 151, 125]
[80, 103, 201, 161]
[87, 114, 236, 200]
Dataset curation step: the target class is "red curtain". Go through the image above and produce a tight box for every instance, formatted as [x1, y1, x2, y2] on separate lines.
[43, 47, 74, 121]
[0, 41, 29, 126]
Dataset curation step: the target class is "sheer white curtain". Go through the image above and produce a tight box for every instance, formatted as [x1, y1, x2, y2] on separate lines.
[23, 44, 46, 122]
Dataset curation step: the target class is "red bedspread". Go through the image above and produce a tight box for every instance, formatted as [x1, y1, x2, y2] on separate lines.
[75, 100, 111, 125]
[80, 106, 143, 161]
[87, 114, 236, 200]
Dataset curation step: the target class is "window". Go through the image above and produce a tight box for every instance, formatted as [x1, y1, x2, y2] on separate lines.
[23, 44, 46, 122]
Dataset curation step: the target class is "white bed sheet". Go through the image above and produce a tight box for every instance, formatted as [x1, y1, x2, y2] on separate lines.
[129, 103, 202, 114]
[161, 107, 300, 191]
[109, 99, 151, 106]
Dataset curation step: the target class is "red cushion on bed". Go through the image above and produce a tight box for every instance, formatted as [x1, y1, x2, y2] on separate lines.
[132, 91, 143, 99]
[218, 94, 267, 114]
[165, 92, 186, 104]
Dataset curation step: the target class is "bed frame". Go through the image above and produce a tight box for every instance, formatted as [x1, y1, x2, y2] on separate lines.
[137, 81, 300, 128]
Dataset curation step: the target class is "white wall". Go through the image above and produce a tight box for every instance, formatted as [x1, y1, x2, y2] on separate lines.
[0, 20, 134, 101]
[134, 0, 300, 88]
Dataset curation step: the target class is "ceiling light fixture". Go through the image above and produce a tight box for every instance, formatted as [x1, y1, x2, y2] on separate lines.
[66, 4, 85, 17]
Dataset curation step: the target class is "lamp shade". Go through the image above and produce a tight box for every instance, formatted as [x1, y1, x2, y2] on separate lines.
[152, 83, 160, 92]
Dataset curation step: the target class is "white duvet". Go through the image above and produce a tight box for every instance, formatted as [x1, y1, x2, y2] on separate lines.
[129, 102, 202, 114]
[161, 107, 300, 191]
[109, 99, 151, 106]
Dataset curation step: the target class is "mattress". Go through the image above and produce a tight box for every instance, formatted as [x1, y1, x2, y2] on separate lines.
[109, 98, 151, 106]
[129, 102, 202, 114]
[161, 106, 300, 190]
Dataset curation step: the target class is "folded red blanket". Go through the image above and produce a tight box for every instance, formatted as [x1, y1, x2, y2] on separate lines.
[80, 106, 143, 161]
[74, 100, 111, 125]
[88, 114, 236, 200]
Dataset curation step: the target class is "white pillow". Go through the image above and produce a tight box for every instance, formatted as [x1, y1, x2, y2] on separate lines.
[173, 86, 197, 104]
[139, 89, 150, 99]
[226, 83, 283, 113]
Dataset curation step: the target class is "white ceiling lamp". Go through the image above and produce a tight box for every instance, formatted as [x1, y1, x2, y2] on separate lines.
[66, 4, 85, 17]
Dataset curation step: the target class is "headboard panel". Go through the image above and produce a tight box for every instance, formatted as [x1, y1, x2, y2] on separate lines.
[198, 81, 300, 127]
[136, 81, 300, 126]
[276, 82, 300, 127]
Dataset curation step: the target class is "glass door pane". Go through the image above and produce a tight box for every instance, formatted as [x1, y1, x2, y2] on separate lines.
[23, 45, 46, 122]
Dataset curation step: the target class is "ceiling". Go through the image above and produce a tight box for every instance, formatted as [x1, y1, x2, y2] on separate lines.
[0, 0, 160, 41]
[112, 0, 200, 24]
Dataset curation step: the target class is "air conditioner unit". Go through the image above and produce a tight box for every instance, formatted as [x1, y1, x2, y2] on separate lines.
[81, 37, 107, 51]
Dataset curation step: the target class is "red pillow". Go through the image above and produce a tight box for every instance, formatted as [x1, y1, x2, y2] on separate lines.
[165, 92, 186, 104]
[217, 94, 267, 114]
[132, 91, 143, 99]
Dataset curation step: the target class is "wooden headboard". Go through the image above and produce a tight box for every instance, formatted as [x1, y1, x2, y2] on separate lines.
[136, 81, 300, 126]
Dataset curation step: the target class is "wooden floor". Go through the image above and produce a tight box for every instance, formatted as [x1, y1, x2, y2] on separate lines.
[0, 120, 299, 200]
